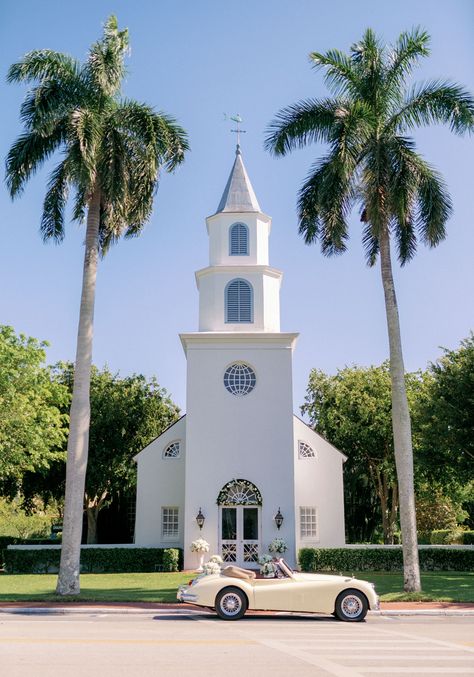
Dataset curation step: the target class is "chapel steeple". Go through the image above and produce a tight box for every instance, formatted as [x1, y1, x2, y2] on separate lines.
[195, 147, 282, 333]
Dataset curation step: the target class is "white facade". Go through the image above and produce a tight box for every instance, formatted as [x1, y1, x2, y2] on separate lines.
[134, 147, 346, 569]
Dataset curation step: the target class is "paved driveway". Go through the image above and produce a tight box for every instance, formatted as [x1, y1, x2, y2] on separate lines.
[0, 609, 473, 676]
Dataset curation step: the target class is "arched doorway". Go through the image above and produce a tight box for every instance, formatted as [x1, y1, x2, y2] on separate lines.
[217, 479, 262, 567]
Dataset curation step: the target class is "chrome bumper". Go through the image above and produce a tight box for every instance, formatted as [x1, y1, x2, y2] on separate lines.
[373, 595, 380, 611]
[177, 585, 198, 603]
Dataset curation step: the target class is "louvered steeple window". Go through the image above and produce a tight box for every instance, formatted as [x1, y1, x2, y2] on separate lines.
[229, 222, 249, 255]
[225, 279, 253, 323]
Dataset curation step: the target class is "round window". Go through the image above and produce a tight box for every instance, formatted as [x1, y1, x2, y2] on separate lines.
[223, 363, 256, 396]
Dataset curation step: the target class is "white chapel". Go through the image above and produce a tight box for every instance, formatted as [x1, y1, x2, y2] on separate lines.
[134, 146, 346, 569]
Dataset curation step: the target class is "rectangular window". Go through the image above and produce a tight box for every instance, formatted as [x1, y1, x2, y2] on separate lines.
[300, 506, 318, 539]
[162, 507, 179, 539]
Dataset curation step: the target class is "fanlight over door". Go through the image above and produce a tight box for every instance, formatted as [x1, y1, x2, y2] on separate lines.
[218, 480, 261, 567]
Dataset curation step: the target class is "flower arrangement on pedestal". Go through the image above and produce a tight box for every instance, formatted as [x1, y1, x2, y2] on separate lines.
[190, 538, 210, 572]
[268, 538, 288, 555]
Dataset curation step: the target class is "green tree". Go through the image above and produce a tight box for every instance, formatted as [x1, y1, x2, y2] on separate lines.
[53, 364, 180, 543]
[417, 334, 474, 485]
[6, 16, 189, 595]
[0, 326, 69, 490]
[302, 363, 425, 544]
[266, 28, 474, 591]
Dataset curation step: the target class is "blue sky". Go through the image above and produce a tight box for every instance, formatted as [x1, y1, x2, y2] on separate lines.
[1, 0, 473, 411]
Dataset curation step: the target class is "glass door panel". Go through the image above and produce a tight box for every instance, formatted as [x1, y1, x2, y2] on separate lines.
[243, 508, 258, 540]
[221, 507, 237, 563]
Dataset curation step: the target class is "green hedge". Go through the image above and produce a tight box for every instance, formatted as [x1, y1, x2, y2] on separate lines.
[299, 547, 474, 573]
[4, 547, 182, 574]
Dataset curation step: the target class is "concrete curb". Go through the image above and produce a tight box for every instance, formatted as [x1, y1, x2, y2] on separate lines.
[1, 605, 473, 617]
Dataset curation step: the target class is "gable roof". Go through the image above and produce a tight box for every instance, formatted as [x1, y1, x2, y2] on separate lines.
[133, 414, 187, 462]
[293, 414, 348, 461]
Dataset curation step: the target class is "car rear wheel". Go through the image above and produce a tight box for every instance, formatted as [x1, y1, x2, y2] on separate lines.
[215, 587, 247, 620]
[334, 588, 368, 622]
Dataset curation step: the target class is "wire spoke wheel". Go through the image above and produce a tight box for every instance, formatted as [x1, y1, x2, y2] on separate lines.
[335, 588, 368, 622]
[215, 587, 247, 620]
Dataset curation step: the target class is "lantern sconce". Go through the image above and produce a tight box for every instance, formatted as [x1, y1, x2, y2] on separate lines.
[274, 507, 284, 530]
[196, 507, 205, 530]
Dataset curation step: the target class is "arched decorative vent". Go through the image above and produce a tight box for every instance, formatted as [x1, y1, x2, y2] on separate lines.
[163, 441, 181, 458]
[229, 222, 249, 255]
[225, 279, 253, 323]
[217, 479, 262, 506]
[298, 441, 316, 459]
[223, 363, 256, 396]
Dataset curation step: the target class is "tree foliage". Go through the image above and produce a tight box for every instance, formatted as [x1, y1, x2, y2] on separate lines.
[417, 334, 474, 485]
[53, 363, 181, 543]
[302, 363, 425, 543]
[0, 326, 69, 490]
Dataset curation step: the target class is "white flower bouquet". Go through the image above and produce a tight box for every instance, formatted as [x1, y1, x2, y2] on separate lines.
[268, 537, 288, 554]
[190, 538, 210, 553]
[202, 561, 221, 575]
[258, 554, 276, 577]
[209, 554, 223, 564]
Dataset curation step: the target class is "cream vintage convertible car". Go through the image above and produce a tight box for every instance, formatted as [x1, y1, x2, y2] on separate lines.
[177, 558, 379, 621]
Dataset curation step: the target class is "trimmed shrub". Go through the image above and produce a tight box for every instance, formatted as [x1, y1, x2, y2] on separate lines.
[463, 531, 474, 545]
[4, 547, 182, 574]
[298, 547, 474, 573]
[430, 529, 464, 545]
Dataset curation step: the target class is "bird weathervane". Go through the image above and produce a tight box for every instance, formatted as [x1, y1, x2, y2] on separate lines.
[224, 113, 246, 148]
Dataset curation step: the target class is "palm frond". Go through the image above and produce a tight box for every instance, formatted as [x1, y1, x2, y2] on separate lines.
[390, 80, 474, 134]
[298, 150, 355, 255]
[5, 127, 65, 197]
[7, 50, 80, 84]
[69, 107, 102, 179]
[416, 163, 451, 247]
[361, 220, 379, 266]
[385, 27, 430, 91]
[265, 98, 342, 156]
[151, 112, 189, 171]
[86, 15, 129, 97]
[309, 49, 360, 97]
[40, 160, 69, 242]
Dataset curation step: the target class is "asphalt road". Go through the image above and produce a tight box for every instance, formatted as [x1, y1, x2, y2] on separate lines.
[0, 609, 473, 676]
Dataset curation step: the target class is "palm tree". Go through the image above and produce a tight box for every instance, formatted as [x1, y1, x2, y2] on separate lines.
[265, 28, 473, 591]
[6, 16, 189, 594]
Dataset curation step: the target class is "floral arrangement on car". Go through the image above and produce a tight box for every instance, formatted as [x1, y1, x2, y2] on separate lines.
[268, 538, 288, 554]
[258, 554, 277, 578]
[202, 561, 221, 575]
[190, 538, 210, 553]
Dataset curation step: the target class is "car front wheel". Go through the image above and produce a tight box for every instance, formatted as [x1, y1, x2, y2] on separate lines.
[215, 587, 247, 620]
[334, 588, 368, 622]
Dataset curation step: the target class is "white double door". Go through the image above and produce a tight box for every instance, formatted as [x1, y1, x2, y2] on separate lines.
[220, 505, 260, 568]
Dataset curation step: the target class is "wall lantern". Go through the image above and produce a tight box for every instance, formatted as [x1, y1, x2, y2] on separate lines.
[196, 508, 205, 530]
[274, 507, 284, 530]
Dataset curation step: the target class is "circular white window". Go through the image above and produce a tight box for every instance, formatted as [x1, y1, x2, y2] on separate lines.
[223, 363, 256, 396]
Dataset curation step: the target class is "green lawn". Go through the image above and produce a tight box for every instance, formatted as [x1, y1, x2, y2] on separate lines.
[0, 571, 472, 603]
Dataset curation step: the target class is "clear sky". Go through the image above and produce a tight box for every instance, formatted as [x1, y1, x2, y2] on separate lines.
[1, 0, 473, 412]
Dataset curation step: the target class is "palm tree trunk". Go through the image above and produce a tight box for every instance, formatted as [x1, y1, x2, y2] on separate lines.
[56, 186, 101, 595]
[379, 227, 421, 592]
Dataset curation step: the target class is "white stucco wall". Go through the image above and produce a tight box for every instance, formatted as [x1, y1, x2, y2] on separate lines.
[206, 212, 271, 266]
[196, 266, 282, 332]
[182, 333, 299, 569]
[293, 416, 346, 552]
[134, 416, 186, 548]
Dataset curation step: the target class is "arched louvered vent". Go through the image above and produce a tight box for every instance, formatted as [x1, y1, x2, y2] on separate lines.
[229, 222, 249, 255]
[225, 279, 253, 323]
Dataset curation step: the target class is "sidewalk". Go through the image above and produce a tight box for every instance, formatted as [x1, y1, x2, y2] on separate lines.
[0, 601, 473, 616]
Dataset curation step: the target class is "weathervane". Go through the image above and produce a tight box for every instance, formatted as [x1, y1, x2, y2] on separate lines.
[224, 113, 246, 148]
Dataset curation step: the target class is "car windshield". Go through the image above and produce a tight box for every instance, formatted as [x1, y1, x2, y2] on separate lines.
[277, 558, 294, 578]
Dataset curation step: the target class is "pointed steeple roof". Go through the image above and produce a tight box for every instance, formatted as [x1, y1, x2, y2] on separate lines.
[216, 145, 261, 213]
